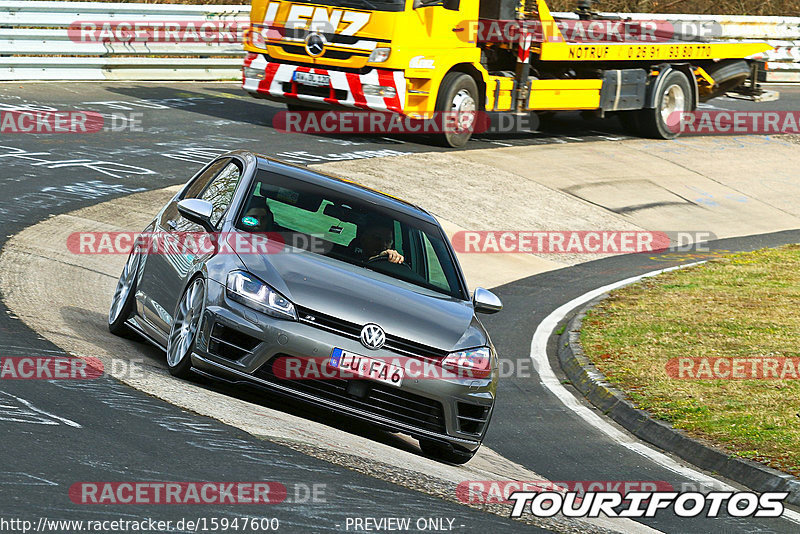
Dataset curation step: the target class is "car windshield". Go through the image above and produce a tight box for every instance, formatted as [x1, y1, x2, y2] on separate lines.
[303, 0, 406, 13]
[235, 170, 466, 300]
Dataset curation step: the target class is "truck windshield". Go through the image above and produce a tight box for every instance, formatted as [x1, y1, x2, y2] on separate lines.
[310, 0, 406, 13]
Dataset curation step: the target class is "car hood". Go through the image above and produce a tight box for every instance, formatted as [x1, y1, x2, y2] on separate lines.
[238, 250, 483, 352]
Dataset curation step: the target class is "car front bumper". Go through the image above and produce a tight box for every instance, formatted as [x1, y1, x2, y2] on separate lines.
[191, 280, 496, 451]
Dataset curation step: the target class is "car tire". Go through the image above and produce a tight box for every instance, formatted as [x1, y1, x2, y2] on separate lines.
[166, 277, 206, 378]
[701, 60, 751, 101]
[435, 72, 479, 148]
[108, 250, 139, 337]
[419, 439, 477, 465]
[638, 70, 692, 140]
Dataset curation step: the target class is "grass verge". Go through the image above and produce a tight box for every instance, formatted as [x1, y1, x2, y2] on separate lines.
[581, 244, 800, 476]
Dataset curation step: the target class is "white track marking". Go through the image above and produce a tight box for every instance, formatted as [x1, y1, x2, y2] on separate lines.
[0, 391, 81, 428]
[529, 262, 800, 524]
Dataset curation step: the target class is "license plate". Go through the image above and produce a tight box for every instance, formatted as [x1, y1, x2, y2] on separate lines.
[294, 71, 330, 87]
[330, 348, 403, 388]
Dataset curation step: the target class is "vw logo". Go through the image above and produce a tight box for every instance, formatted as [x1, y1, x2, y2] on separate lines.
[360, 324, 385, 350]
[304, 32, 326, 57]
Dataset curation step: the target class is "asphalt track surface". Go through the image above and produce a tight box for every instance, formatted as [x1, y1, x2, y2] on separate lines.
[0, 82, 799, 533]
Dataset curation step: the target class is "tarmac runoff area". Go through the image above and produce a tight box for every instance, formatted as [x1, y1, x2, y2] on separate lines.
[1, 134, 800, 531]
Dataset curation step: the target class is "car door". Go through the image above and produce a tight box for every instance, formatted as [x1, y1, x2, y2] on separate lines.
[138, 157, 243, 337]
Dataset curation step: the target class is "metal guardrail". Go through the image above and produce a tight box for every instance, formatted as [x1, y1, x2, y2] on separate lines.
[0, 1, 797, 82]
[0, 0, 250, 80]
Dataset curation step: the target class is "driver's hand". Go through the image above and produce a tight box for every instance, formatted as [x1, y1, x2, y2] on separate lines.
[384, 249, 404, 264]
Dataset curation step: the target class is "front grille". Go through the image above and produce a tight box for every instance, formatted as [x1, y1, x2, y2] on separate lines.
[208, 323, 260, 361]
[277, 43, 367, 61]
[295, 306, 448, 362]
[457, 402, 491, 435]
[255, 356, 446, 434]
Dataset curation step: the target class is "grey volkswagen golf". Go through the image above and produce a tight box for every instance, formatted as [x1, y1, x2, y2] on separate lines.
[108, 150, 502, 463]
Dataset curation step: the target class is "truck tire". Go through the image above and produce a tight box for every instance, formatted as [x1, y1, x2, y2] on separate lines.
[435, 72, 479, 148]
[639, 70, 692, 140]
[701, 60, 750, 101]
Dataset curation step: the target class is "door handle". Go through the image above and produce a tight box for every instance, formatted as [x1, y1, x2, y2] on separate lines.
[166, 220, 178, 230]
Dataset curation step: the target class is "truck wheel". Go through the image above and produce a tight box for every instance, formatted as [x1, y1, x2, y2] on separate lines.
[639, 70, 692, 140]
[435, 72, 479, 148]
[701, 60, 750, 101]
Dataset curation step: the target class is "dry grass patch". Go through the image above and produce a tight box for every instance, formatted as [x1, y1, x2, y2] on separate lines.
[581, 244, 800, 475]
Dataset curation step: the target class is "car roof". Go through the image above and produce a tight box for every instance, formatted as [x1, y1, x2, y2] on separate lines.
[227, 150, 438, 225]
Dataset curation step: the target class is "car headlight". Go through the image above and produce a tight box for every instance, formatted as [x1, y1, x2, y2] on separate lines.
[226, 271, 297, 320]
[367, 47, 391, 63]
[442, 347, 492, 378]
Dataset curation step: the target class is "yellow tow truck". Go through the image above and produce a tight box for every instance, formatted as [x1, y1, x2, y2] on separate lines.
[242, 0, 772, 146]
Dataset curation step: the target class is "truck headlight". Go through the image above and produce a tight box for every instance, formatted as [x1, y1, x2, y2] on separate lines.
[226, 271, 296, 320]
[442, 347, 492, 378]
[367, 47, 391, 63]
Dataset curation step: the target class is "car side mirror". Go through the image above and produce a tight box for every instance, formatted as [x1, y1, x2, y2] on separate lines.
[473, 287, 502, 314]
[177, 199, 214, 232]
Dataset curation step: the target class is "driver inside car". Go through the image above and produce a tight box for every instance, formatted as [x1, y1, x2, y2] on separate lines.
[241, 197, 274, 233]
[348, 218, 404, 264]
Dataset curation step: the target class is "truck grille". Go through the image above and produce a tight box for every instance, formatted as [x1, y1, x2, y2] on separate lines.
[255, 356, 446, 434]
[277, 44, 366, 61]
